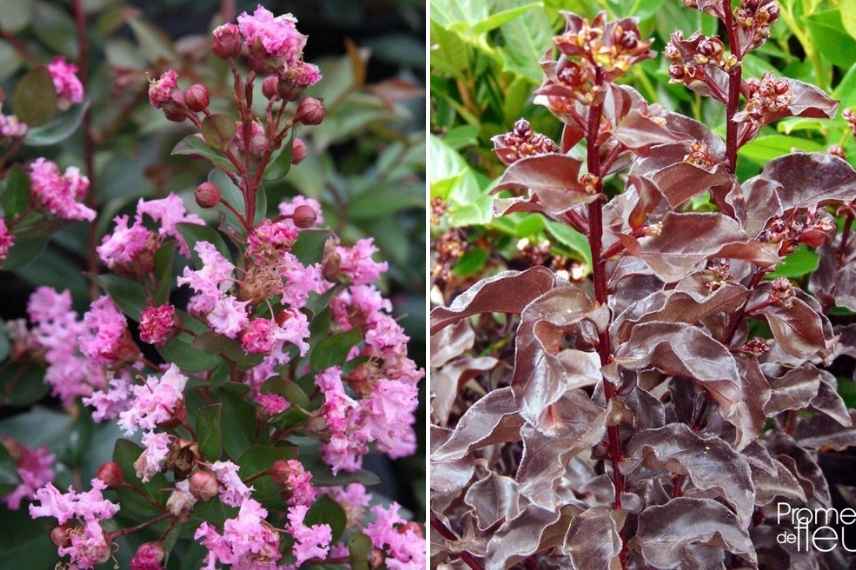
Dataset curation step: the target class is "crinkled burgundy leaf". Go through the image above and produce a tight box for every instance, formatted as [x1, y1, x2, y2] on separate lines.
[564, 507, 623, 570]
[626, 212, 778, 282]
[795, 410, 856, 452]
[810, 243, 856, 312]
[733, 153, 856, 238]
[624, 423, 755, 526]
[430, 426, 476, 515]
[430, 267, 555, 334]
[432, 387, 523, 463]
[611, 283, 748, 344]
[613, 322, 766, 449]
[484, 505, 573, 570]
[464, 472, 525, 532]
[615, 106, 725, 159]
[636, 497, 757, 568]
[516, 390, 606, 509]
[741, 441, 807, 506]
[431, 320, 475, 368]
[608, 272, 665, 316]
[754, 294, 834, 361]
[432, 356, 499, 426]
[767, 433, 832, 506]
[512, 286, 605, 426]
[443, 512, 490, 559]
[765, 363, 850, 427]
[493, 153, 597, 208]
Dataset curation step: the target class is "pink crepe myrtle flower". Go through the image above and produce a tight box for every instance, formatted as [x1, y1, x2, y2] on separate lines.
[139, 304, 177, 346]
[80, 296, 136, 366]
[177, 240, 235, 315]
[60, 520, 113, 569]
[166, 479, 197, 516]
[315, 367, 370, 473]
[241, 318, 276, 354]
[281, 252, 330, 309]
[207, 295, 250, 339]
[237, 5, 307, 62]
[47, 57, 84, 108]
[83, 374, 133, 422]
[287, 504, 332, 566]
[136, 194, 204, 255]
[246, 218, 299, 260]
[130, 542, 166, 570]
[118, 364, 188, 434]
[364, 503, 426, 570]
[148, 69, 178, 108]
[287, 61, 323, 88]
[134, 432, 172, 483]
[274, 308, 311, 355]
[29, 478, 119, 525]
[211, 460, 252, 507]
[97, 215, 154, 270]
[0, 218, 14, 263]
[27, 287, 104, 404]
[277, 459, 316, 507]
[0, 114, 27, 138]
[256, 393, 289, 416]
[361, 380, 418, 459]
[195, 498, 282, 568]
[2, 443, 54, 510]
[336, 238, 388, 286]
[29, 158, 95, 221]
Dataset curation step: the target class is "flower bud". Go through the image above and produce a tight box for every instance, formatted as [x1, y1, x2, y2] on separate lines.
[295, 97, 325, 125]
[292, 204, 317, 228]
[131, 542, 165, 570]
[195, 181, 221, 209]
[212, 23, 242, 59]
[189, 470, 219, 501]
[288, 138, 306, 167]
[370, 549, 385, 568]
[162, 92, 187, 123]
[96, 461, 125, 488]
[184, 84, 210, 112]
[50, 526, 71, 548]
[270, 459, 292, 486]
[262, 76, 280, 99]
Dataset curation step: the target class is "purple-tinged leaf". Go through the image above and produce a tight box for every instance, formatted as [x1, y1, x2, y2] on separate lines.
[431, 356, 499, 426]
[795, 410, 856, 452]
[637, 498, 757, 568]
[484, 505, 573, 570]
[430, 267, 555, 334]
[564, 507, 623, 570]
[463, 473, 524, 532]
[430, 320, 475, 368]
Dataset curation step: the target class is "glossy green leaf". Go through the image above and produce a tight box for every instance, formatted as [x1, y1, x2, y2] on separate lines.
[310, 328, 363, 372]
[348, 532, 373, 570]
[25, 101, 89, 146]
[305, 495, 347, 542]
[159, 335, 222, 373]
[293, 229, 330, 265]
[738, 134, 824, 164]
[2, 165, 30, 218]
[219, 384, 256, 459]
[176, 222, 231, 260]
[12, 67, 58, 127]
[172, 135, 236, 172]
[97, 274, 147, 321]
[201, 113, 236, 149]
[196, 404, 223, 462]
[807, 10, 856, 68]
[768, 245, 819, 278]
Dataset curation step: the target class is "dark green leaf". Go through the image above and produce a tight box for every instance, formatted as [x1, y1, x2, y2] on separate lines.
[12, 67, 58, 127]
[196, 404, 223, 462]
[305, 495, 347, 542]
[192, 332, 263, 370]
[154, 241, 176, 304]
[2, 165, 30, 218]
[0, 361, 48, 407]
[310, 329, 362, 372]
[293, 229, 330, 265]
[25, 100, 89, 146]
[452, 248, 488, 277]
[348, 532, 373, 570]
[201, 114, 236, 149]
[172, 135, 236, 172]
[219, 384, 256, 459]
[159, 335, 222, 372]
[0, 444, 19, 495]
[97, 274, 147, 321]
[768, 245, 819, 279]
[176, 222, 231, 260]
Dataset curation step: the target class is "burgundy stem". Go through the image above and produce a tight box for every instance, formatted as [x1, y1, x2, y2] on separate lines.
[583, 66, 625, 513]
[723, 0, 742, 173]
[431, 518, 483, 570]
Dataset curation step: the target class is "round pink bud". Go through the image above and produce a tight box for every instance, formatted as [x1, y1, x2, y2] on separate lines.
[291, 137, 307, 165]
[96, 461, 124, 488]
[262, 76, 280, 99]
[184, 84, 209, 112]
[269, 459, 292, 486]
[162, 92, 187, 123]
[292, 204, 317, 229]
[295, 97, 325, 125]
[131, 542, 166, 570]
[212, 23, 242, 59]
[50, 526, 71, 548]
[240, 318, 276, 354]
[195, 181, 221, 209]
[189, 470, 219, 501]
[139, 304, 178, 346]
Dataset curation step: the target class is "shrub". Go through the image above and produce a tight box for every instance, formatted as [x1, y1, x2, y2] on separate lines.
[0, 4, 425, 569]
[431, 2, 856, 568]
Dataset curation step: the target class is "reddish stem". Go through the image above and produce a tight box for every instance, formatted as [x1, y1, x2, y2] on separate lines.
[723, 0, 742, 173]
[839, 212, 854, 257]
[584, 66, 625, 513]
[108, 512, 172, 539]
[431, 518, 483, 570]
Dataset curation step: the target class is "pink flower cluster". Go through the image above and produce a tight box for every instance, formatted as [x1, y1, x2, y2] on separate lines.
[0, 218, 14, 263]
[148, 69, 177, 108]
[139, 304, 178, 346]
[0, 113, 27, 138]
[236, 5, 307, 63]
[80, 296, 136, 365]
[337, 238, 389, 286]
[287, 503, 332, 565]
[98, 193, 203, 270]
[118, 364, 188, 434]
[365, 503, 426, 570]
[2, 441, 54, 510]
[29, 479, 119, 569]
[135, 432, 172, 483]
[47, 57, 84, 109]
[29, 157, 95, 221]
[195, 498, 282, 569]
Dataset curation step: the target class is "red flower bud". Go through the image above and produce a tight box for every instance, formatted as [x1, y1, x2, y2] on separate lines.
[189, 470, 219, 501]
[131, 542, 166, 570]
[184, 84, 210, 112]
[50, 526, 71, 548]
[96, 461, 124, 488]
[212, 23, 242, 59]
[291, 137, 307, 165]
[292, 204, 317, 228]
[270, 459, 292, 486]
[295, 97, 325, 125]
[195, 181, 221, 209]
[262, 76, 280, 99]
